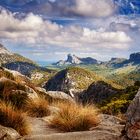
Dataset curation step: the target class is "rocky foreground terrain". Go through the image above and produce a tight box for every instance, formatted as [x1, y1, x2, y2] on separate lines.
[0, 65, 139, 140]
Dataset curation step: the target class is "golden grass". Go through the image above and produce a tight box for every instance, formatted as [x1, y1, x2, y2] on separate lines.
[49, 102, 100, 132]
[26, 97, 50, 117]
[0, 101, 30, 136]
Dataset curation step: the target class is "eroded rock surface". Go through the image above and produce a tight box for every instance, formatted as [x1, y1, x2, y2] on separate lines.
[123, 88, 140, 140]
[0, 125, 20, 140]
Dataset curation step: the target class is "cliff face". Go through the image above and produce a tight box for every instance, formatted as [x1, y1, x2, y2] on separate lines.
[129, 52, 140, 62]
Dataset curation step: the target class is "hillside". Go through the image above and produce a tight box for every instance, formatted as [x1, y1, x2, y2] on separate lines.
[51, 52, 140, 88]
[0, 44, 35, 65]
[0, 44, 55, 81]
[44, 67, 123, 95]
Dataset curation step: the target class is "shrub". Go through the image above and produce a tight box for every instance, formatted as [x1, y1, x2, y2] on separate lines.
[101, 99, 131, 115]
[49, 102, 100, 132]
[0, 101, 30, 136]
[26, 97, 50, 117]
[8, 90, 28, 109]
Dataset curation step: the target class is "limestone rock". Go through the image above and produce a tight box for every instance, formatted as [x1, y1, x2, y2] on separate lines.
[0, 125, 20, 140]
[123, 88, 140, 140]
[45, 91, 75, 103]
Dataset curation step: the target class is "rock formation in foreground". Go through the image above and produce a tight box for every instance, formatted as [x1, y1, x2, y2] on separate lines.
[123, 88, 140, 140]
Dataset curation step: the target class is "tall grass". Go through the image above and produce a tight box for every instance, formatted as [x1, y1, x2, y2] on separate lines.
[26, 97, 50, 117]
[0, 101, 30, 136]
[0, 79, 28, 109]
[49, 102, 100, 132]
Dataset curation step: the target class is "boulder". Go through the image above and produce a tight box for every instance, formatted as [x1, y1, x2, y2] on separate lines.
[24, 85, 38, 99]
[123, 88, 140, 139]
[0, 125, 20, 140]
[45, 91, 75, 103]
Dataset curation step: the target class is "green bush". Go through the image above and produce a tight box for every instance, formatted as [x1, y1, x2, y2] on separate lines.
[101, 99, 131, 115]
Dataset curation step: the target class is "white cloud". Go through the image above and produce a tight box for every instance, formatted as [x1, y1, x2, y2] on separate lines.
[0, 9, 132, 58]
[14, 0, 115, 18]
[72, 0, 115, 17]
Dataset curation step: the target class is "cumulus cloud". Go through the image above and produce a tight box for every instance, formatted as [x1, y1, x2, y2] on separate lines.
[2, 0, 116, 18]
[0, 9, 132, 61]
[71, 0, 115, 17]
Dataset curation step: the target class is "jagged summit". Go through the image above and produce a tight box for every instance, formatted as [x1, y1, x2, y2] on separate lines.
[53, 54, 98, 66]
[66, 54, 81, 64]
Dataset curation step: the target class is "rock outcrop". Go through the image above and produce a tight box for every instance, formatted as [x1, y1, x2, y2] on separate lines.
[78, 81, 120, 105]
[45, 91, 75, 103]
[123, 88, 140, 140]
[0, 125, 20, 140]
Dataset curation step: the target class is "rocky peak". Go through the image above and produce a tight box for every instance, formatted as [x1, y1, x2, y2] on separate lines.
[54, 54, 98, 66]
[66, 54, 81, 64]
[129, 52, 140, 62]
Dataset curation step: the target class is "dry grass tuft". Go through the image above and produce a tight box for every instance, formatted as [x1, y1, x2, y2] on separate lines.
[0, 101, 30, 136]
[49, 102, 100, 132]
[26, 97, 50, 117]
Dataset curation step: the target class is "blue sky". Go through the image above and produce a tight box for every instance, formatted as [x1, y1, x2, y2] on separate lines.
[0, 0, 140, 62]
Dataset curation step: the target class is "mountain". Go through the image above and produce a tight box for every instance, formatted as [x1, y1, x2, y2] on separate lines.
[43, 67, 123, 95]
[0, 43, 54, 77]
[103, 58, 127, 68]
[129, 52, 140, 63]
[53, 54, 98, 66]
[78, 81, 121, 105]
[53, 52, 140, 68]
[104, 52, 140, 68]
[0, 43, 35, 65]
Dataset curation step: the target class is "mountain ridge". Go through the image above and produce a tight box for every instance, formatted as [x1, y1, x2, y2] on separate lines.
[53, 52, 140, 68]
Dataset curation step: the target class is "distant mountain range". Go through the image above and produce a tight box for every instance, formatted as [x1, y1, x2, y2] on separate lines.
[53, 54, 99, 66]
[53, 52, 140, 68]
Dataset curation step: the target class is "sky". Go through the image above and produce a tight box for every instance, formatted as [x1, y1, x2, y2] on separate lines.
[0, 0, 140, 62]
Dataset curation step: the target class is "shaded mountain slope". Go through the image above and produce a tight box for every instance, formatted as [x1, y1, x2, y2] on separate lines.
[44, 67, 123, 94]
